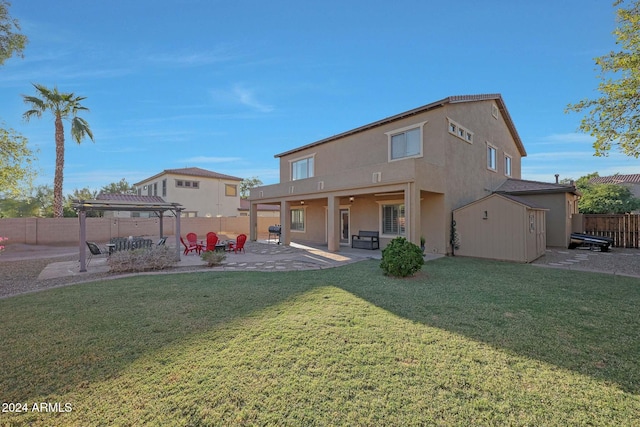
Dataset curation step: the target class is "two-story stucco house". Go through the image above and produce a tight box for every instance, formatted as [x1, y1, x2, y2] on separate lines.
[249, 94, 531, 255]
[135, 167, 243, 218]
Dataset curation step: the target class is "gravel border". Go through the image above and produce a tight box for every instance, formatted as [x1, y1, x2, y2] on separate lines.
[532, 247, 640, 278]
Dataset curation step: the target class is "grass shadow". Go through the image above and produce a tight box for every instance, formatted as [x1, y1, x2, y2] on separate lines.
[337, 257, 640, 395]
[0, 270, 321, 402]
[2, 256, 640, 408]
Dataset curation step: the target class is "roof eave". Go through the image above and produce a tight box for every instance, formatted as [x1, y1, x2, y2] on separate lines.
[275, 94, 526, 158]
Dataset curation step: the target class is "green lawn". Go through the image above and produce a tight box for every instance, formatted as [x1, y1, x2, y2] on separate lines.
[1, 258, 640, 426]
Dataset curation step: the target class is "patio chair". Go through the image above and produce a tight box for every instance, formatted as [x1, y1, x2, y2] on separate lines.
[186, 232, 203, 254]
[227, 234, 247, 254]
[205, 232, 218, 252]
[86, 241, 106, 266]
[180, 236, 201, 255]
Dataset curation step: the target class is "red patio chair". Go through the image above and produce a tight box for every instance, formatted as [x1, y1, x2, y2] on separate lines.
[180, 236, 201, 255]
[205, 232, 218, 252]
[228, 234, 247, 254]
[186, 232, 203, 254]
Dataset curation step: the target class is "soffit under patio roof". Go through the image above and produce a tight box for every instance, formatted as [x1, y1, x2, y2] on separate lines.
[72, 199, 183, 213]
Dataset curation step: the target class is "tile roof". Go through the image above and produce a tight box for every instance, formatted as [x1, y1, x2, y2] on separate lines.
[134, 167, 243, 185]
[97, 193, 166, 203]
[495, 178, 579, 195]
[275, 93, 526, 158]
[589, 174, 640, 185]
[498, 193, 548, 209]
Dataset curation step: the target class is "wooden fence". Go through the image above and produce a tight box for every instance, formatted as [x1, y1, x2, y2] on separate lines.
[582, 214, 640, 248]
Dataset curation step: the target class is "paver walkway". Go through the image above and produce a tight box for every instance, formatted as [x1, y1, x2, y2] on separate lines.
[34, 241, 397, 280]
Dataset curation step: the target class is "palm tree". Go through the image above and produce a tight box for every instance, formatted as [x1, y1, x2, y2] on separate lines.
[22, 84, 94, 217]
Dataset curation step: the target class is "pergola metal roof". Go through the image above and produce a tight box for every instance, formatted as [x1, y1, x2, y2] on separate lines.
[72, 199, 183, 212]
[72, 199, 184, 272]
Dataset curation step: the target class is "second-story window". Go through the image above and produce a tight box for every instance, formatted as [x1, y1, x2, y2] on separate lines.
[487, 143, 497, 172]
[386, 121, 426, 162]
[390, 128, 420, 160]
[291, 156, 314, 180]
[504, 154, 512, 177]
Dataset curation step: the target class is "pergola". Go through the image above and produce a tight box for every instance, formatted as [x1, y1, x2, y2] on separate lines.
[72, 199, 184, 272]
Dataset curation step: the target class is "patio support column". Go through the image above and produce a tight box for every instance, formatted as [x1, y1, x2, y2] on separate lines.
[280, 200, 291, 246]
[327, 195, 340, 252]
[249, 201, 258, 241]
[405, 182, 420, 245]
[79, 209, 87, 272]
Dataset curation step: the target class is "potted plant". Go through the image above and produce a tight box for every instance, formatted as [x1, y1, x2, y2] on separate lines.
[420, 236, 426, 253]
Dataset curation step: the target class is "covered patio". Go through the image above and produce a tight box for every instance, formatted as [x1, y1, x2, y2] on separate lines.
[72, 199, 184, 272]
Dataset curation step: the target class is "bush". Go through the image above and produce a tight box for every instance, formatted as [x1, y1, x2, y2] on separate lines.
[201, 250, 226, 267]
[380, 237, 424, 277]
[107, 246, 178, 273]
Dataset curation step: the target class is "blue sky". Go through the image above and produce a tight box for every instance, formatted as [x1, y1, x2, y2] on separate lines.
[0, 0, 637, 195]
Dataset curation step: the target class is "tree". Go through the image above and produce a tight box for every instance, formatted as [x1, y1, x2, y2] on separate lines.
[0, 2, 33, 196]
[0, 184, 53, 218]
[579, 183, 640, 213]
[22, 84, 94, 217]
[100, 178, 136, 195]
[0, 124, 37, 198]
[566, 0, 640, 157]
[65, 187, 99, 217]
[239, 176, 263, 198]
[0, 0, 27, 66]
[569, 172, 640, 213]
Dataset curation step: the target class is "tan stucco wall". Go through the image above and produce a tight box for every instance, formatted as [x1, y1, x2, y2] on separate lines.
[0, 217, 277, 245]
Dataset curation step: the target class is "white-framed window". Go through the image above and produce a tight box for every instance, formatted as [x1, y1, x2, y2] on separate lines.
[291, 155, 314, 180]
[447, 118, 473, 144]
[176, 179, 199, 189]
[487, 143, 497, 172]
[381, 203, 405, 236]
[504, 154, 512, 177]
[492, 104, 499, 119]
[386, 122, 426, 161]
[162, 179, 167, 197]
[290, 208, 305, 232]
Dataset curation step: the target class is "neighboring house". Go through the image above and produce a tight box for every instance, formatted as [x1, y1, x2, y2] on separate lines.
[97, 193, 167, 218]
[494, 178, 580, 248]
[589, 174, 640, 198]
[134, 167, 243, 218]
[238, 199, 279, 217]
[249, 94, 534, 255]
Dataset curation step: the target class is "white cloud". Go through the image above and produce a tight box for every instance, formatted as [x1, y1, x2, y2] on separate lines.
[211, 84, 275, 113]
[532, 132, 594, 144]
[233, 85, 274, 113]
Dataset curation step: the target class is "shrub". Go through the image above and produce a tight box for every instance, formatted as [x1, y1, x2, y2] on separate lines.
[380, 237, 424, 277]
[107, 246, 178, 273]
[201, 250, 226, 267]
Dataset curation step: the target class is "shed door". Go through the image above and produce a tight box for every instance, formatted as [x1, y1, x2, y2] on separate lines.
[536, 211, 546, 255]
